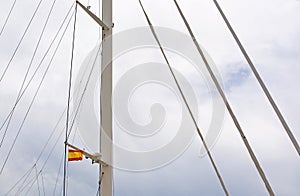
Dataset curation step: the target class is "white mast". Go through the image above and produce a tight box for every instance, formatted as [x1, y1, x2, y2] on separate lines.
[75, 0, 113, 194]
[100, 0, 113, 195]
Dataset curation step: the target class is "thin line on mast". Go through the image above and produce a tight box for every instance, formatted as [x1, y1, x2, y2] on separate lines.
[63, 3, 78, 196]
[212, 0, 300, 156]
[138, 1, 229, 195]
[172, 0, 274, 195]
[98, 0, 102, 191]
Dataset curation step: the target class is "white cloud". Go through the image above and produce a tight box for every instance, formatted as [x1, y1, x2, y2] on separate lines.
[0, 0, 299, 195]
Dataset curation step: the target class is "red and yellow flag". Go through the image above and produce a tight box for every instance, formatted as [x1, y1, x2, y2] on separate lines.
[68, 149, 83, 161]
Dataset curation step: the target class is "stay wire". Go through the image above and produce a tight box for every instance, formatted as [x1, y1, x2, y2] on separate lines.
[17, 172, 39, 195]
[173, 0, 274, 195]
[0, 8, 75, 175]
[21, 115, 67, 195]
[9, 109, 71, 196]
[212, 0, 300, 157]
[34, 166, 41, 196]
[63, 3, 77, 196]
[0, 0, 45, 83]
[0, 0, 17, 36]
[6, 87, 82, 195]
[4, 165, 35, 196]
[138, 1, 229, 195]
[0, 2, 75, 134]
[53, 152, 64, 196]
[67, 43, 103, 140]
[24, 169, 42, 196]
[66, 41, 100, 140]
[0, 0, 58, 150]
[40, 172, 46, 196]
[5, 106, 65, 195]
[7, 39, 95, 196]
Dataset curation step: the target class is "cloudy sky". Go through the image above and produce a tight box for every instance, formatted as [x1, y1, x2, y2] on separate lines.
[0, 0, 299, 195]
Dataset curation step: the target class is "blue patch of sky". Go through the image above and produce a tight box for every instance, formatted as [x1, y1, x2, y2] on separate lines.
[223, 63, 251, 91]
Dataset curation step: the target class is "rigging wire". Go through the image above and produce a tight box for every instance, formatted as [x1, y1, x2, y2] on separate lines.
[54, 45, 103, 195]
[28, 126, 65, 195]
[0, 8, 75, 175]
[0, 0, 58, 150]
[5, 106, 65, 195]
[53, 152, 64, 196]
[63, 3, 78, 196]
[211, 0, 300, 157]
[138, 1, 229, 195]
[52, 64, 98, 193]
[0, 2, 75, 134]
[17, 172, 40, 195]
[0, 0, 45, 83]
[67, 43, 103, 140]
[40, 172, 46, 196]
[8, 107, 72, 195]
[34, 165, 41, 196]
[5, 38, 97, 196]
[4, 165, 35, 195]
[25, 77, 92, 195]
[20, 120, 66, 195]
[19, 17, 82, 196]
[172, 0, 274, 195]
[24, 170, 42, 196]
[0, 0, 18, 36]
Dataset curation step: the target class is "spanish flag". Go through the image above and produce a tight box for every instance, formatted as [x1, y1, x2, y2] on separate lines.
[68, 149, 83, 161]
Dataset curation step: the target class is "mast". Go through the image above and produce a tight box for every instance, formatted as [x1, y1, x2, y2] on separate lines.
[100, 0, 113, 195]
[75, 0, 113, 194]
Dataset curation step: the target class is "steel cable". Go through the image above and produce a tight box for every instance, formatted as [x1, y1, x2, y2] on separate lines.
[139, 1, 229, 195]
[173, 0, 274, 195]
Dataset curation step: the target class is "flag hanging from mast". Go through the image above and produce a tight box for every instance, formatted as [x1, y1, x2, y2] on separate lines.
[68, 149, 83, 161]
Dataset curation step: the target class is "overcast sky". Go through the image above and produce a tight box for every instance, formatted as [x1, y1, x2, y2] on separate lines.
[0, 0, 299, 195]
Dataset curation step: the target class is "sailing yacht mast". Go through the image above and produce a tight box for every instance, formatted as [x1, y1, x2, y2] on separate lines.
[75, 0, 113, 194]
[100, 0, 113, 195]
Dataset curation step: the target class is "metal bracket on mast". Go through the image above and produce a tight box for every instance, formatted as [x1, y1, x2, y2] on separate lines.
[76, 1, 110, 30]
[65, 142, 108, 166]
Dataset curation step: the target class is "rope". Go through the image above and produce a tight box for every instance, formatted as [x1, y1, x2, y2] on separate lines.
[212, 0, 300, 157]
[63, 3, 78, 196]
[0, 0, 17, 36]
[173, 0, 274, 195]
[0, 0, 44, 83]
[138, 1, 229, 195]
